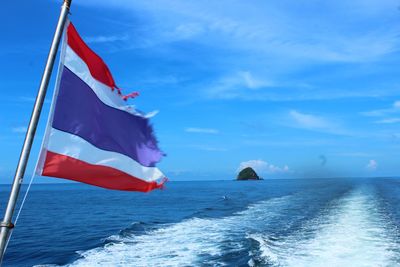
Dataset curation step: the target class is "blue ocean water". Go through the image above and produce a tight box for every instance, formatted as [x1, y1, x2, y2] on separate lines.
[1, 178, 400, 266]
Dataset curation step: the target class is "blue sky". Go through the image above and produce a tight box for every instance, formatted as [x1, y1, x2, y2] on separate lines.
[1, 0, 400, 182]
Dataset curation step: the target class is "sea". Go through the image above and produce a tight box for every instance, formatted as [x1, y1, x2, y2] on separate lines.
[1, 178, 400, 267]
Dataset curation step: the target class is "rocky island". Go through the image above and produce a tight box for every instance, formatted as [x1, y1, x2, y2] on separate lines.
[236, 167, 261, 180]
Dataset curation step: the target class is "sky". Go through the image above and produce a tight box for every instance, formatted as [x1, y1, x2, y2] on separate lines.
[1, 0, 400, 183]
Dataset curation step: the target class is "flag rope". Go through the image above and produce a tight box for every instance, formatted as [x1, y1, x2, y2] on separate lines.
[0, 0, 72, 260]
[3, 171, 36, 256]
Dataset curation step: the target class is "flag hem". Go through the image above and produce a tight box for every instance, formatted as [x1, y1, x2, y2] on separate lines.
[35, 19, 70, 176]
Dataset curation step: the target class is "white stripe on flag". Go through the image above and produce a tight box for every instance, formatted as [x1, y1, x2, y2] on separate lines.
[47, 128, 164, 182]
[64, 46, 139, 114]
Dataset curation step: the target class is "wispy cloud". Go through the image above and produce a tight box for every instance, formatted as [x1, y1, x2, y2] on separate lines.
[242, 138, 334, 147]
[362, 100, 400, 125]
[185, 127, 219, 134]
[361, 100, 400, 117]
[78, 0, 400, 102]
[19, 96, 36, 102]
[206, 71, 275, 100]
[333, 152, 374, 158]
[239, 71, 271, 90]
[85, 34, 129, 44]
[87, 1, 399, 62]
[188, 144, 227, 151]
[286, 110, 349, 135]
[289, 110, 333, 129]
[374, 118, 400, 124]
[17, 96, 51, 105]
[165, 23, 205, 40]
[366, 159, 378, 171]
[238, 159, 290, 174]
[206, 73, 400, 102]
[12, 126, 27, 133]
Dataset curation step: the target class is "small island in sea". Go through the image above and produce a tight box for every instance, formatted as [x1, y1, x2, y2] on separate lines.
[236, 167, 262, 180]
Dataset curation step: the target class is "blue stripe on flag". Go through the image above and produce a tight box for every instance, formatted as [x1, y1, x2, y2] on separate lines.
[52, 66, 163, 167]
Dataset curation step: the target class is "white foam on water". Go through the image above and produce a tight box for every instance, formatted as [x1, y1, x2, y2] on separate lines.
[64, 195, 295, 267]
[254, 186, 400, 267]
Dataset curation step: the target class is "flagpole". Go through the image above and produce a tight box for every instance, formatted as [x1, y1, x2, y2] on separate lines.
[0, 0, 72, 261]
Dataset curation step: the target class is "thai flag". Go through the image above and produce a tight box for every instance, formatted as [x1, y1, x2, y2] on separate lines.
[35, 22, 166, 192]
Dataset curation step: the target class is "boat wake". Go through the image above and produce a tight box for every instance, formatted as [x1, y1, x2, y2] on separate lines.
[64, 194, 303, 267]
[248, 185, 400, 266]
[45, 184, 400, 267]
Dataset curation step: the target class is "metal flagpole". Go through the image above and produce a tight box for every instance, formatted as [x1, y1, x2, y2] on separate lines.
[0, 0, 72, 261]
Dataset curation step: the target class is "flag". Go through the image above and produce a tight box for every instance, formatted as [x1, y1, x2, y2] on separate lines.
[35, 22, 166, 192]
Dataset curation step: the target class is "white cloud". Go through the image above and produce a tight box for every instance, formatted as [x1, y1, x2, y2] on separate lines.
[166, 23, 205, 40]
[207, 71, 275, 100]
[238, 159, 290, 174]
[366, 159, 378, 171]
[77, 0, 400, 101]
[285, 110, 353, 136]
[290, 110, 350, 133]
[12, 126, 27, 133]
[85, 34, 129, 44]
[333, 152, 373, 158]
[185, 127, 219, 134]
[79, 0, 400, 64]
[18, 96, 51, 105]
[289, 110, 333, 129]
[243, 138, 334, 147]
[207, 78, 399, 101]
[188, 145, 227, 151]
[374, 118, 400, 124]
[239, 71, 271, 90]
[361, 100, 400, 117]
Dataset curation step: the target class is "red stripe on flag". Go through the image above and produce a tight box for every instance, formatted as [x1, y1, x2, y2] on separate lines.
[67, 23, 117, 89]
[42, 151, 164, 192]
